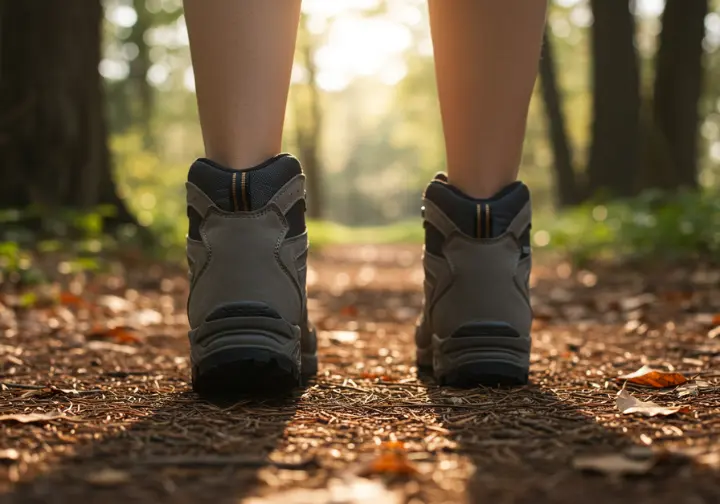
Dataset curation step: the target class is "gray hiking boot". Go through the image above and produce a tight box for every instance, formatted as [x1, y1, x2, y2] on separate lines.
[416, 174, 532, 386]
[185, 154, 317, 395]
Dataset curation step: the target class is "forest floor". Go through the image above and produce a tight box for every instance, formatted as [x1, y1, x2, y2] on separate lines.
[1, 244, 719, 504]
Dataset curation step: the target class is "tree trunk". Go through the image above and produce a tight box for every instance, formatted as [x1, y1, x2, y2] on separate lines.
[295, 14, 324, 219]
[587, 0, 641, 198]
[648, 0, 707, 190]
[538, 30, 580, 207]
[130, 0, 155, 148]
[0, 0, 132, 224]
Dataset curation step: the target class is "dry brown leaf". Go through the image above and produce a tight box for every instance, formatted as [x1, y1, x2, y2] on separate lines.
[617, 365, 688, 388]
[86, 341, 138, 355]
[0, 449, 20, 462]
[361, 441, 417, 476]
[616, 389, 690, 417]
[619, 293, 656, 312]
[245, 478, 401, 504]
[127, 308, 163, 327]
[328, 331, 358, 344]
[695, 313, 720, 327]
[86, 468, 131, 486]
[0, 412, 64, 424]
[97, 294, 132, 314]
[676, 382, 700, 398]
[573, 452, 656, 476]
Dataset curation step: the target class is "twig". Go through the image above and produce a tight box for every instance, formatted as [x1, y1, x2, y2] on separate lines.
[0, 382, 46, 390]
[132, 455, 318, 470]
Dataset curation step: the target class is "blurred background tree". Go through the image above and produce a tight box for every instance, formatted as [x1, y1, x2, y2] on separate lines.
[0, 1, 132, 225]
[0, 0, 718, 259]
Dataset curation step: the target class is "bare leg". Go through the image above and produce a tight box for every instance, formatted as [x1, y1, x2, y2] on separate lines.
[428, 0, 547, 198]
[184, 0, 301, 168]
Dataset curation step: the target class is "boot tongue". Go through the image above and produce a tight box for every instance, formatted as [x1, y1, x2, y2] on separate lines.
[424, 177, 529, 238]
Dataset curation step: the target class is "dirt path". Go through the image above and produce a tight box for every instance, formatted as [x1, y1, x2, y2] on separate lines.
[1, 245, 719, 503]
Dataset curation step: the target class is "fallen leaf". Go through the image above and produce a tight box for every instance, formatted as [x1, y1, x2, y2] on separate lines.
[382, 441, 405, 450]
[361, 441, 417, 476]
[695, 452, 720, 469]
[59, 292, 85, 307]
[87, 326, 143, 344]
[695, 313, 720, 327]
[676, 382, 700, 398]
[97, 295, 132, 314]
[616, 389, 690, 417]
[617, 365, 687, 388]
[619, 293, 656, 312]
[359, 372, 396, 382]
[339, 305, 358, 318]
[86, 341, 138, 355]
[709, 326, 720, 339]
[660, 290, 694, 303]
[86, 468, 131, 486]
[127, 308, 163, 327]
[0, 412, 64, 424]
[328, 331, 358, 344]
[573, 452, 656, 476]
[0, 449, 20, 462]
[245, 477, 401, 504]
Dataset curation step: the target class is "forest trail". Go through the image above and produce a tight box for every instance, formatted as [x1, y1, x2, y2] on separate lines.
[1, 245, 719, 504]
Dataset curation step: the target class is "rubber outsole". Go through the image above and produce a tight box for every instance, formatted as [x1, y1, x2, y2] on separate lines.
[192, 347, 301, 397]
[436, 361, 528, 387]
[189, 316, 317, 397]
[417, 328, 531, 388]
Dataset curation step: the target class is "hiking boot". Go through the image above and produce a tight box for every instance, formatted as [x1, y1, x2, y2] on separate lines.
[185, 154, 317, 395]
[416, 174, 532, 387]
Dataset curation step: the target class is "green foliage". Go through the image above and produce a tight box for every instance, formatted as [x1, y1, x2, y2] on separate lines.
[111, 130, 189, 260]
[539, 190, 720, 264]
[0, 206, 123, 284]
[308, 219, 423, 247]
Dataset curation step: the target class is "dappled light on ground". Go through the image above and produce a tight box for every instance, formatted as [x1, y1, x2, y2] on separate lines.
[0, 245, 719, 503]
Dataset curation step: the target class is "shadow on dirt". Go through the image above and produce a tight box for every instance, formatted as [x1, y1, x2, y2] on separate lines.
[8, 390, 305, 504]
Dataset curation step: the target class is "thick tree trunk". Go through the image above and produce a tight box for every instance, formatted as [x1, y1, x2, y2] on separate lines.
[587, 0, 641, 198]
[647, 0, 707, 190]
[0, 0, 132, 223]
[538, 30, 579, 207]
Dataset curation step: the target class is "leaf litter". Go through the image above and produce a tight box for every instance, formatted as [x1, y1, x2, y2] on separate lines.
[1, 245, 719, 503]
[616, 389, 691, 417]
[617, 365, 688, 388]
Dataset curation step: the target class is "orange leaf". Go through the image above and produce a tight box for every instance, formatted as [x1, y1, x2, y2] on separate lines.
[364, 442, 417, 476]
[382, 440, 405, 451]
[59, 292, 85, 307]
[87, 326, 143, 344]
[713, 314, 720, 327]
[339, 305, 358, 318]
[617, 365, 687, 388]
[359, 372, 395, 382]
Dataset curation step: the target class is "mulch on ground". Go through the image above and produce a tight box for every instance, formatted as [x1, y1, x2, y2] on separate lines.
[0, 245, 718, 504]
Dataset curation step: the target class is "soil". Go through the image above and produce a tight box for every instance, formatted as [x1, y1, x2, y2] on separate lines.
[0, 245, 718, 504]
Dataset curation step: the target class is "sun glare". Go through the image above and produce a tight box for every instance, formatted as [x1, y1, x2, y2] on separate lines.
[314, 15, 412, 92]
